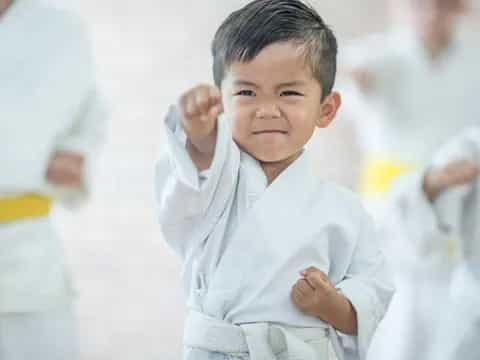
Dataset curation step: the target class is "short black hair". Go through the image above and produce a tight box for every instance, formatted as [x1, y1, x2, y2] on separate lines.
[211, 0, 338, 99]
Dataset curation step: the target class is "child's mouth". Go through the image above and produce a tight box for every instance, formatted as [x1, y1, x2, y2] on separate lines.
[252, 130, 288, 135]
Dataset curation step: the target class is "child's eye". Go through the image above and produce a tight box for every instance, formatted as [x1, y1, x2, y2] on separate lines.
[280, 90, 303, 97]
[235, 90, 256, 97]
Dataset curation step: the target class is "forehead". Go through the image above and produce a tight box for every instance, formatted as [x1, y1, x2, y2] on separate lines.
[224, 41, 315, 85]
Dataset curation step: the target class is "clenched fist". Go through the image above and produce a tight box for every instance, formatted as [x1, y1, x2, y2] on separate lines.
[178, 84, 224, 170]
[423, 159, 480, 201]
[46, 150, 84, 187]
[291, 266, 357, 335]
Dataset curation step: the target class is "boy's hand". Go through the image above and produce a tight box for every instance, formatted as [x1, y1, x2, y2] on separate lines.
[178, 84, 224, 170]
[46, 150, 84, 187]
[179, 84, 223, 141]
[291, 266, 357, 335]
[423, 159, 479, 202]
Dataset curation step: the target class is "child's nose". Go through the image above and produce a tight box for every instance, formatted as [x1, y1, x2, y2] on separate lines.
[255, 102, 281, 119]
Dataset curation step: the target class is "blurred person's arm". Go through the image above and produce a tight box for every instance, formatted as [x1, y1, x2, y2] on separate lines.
[423, 159, 479, 202]
[338, 32, 408, 105]
[43, 9, 108, 208]
[383, 128, 480, 259]
[46, 89, 108, 207]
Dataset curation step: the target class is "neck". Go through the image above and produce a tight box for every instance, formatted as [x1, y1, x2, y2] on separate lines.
[0, 0, 12, 17]
[260, 151, 302, 185]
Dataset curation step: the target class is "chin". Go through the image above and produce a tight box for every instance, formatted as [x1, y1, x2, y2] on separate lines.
[254, 151, 296, 164]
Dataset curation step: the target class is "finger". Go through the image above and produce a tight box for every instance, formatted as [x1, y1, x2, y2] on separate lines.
[295, 279, 315, 295]
[183, 95, 199, 118]
[461, 163, 480, 181]
[306, 272, 329, 290]
[208, 86, 222, 105]
[195, 88, 211, 115]
[303, 267, 328, 281]
[48, 159, 82, 183]
[53, 159, 82, 176]
[208, 103, 223, 120]
[302, 266, 320, 275]
[291, 287, 306, 307]
[291, 290, 301, 307]
[54, 152, 84, 165]
[448, 163, 479, 186]
[179, 91, 193, 117]
[47, 169, 81, 186]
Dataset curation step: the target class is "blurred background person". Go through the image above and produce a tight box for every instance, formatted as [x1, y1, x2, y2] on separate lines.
[391, 127, 480, 360]
[341, 0, 479, 203]
[340, 0, 480, 359]
[0, 0, 106, 359]
[384, 127, 480, 360]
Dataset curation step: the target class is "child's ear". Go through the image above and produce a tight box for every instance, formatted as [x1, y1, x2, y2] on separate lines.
[316, 91, 341, 128]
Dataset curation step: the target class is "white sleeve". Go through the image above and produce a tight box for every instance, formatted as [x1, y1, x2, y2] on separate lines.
[44, 16, 108, 208]
[387, 171, 452, 258]
[154, 106, 240, 257]
[430, 129, 479, 237]
[47, 88, 108, 208]
[335, 212, 395, 360]
[385, 128, 480, 259]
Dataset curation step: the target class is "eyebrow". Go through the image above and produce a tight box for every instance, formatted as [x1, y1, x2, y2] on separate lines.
[233, 80, 259, 88]
[277, 81, 307, 88]
[233, 80, 307, 88]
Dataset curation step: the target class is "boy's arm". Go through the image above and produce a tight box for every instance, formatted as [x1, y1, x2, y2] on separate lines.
[179, 84, 223, 171]
[154, 89, 240, 257]
[334, 212, 395, 360]
[291, 211, 394, 359]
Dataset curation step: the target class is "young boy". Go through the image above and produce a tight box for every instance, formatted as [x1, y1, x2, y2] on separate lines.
[155, 1, 393, 359]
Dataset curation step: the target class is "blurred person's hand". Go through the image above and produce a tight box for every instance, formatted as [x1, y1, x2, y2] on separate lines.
[423, 159, 480, 201]
[46, 151, 84, 187]
[178, 84, 224, 170]
[347, 68, 375, 92]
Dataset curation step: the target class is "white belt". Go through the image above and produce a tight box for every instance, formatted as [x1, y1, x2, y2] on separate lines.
[184, 310, 345, 360]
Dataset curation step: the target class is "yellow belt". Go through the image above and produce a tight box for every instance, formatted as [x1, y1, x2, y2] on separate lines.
[0, 194, 52, 223]
[361, 156, 417, 194]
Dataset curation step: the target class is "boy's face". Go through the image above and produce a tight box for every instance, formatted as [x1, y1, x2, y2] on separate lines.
[221, 41, 339, 164]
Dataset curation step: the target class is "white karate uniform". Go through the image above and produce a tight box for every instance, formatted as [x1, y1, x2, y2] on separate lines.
[340, 28, 480, 360]
[386, 128, 480, 360]
[0, 0, 106, 358]
[155, 107, 394, 360]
